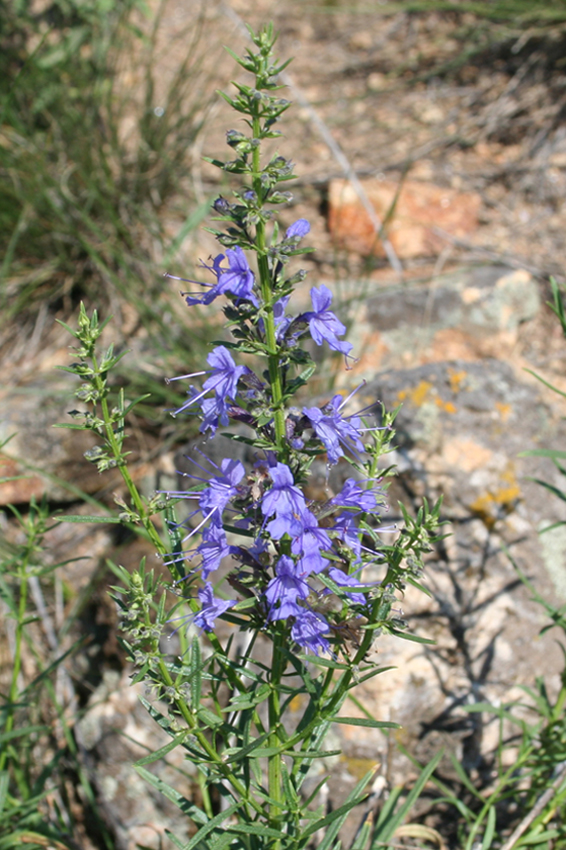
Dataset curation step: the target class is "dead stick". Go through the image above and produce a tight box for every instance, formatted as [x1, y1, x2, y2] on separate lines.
[220, 1, 404, 279]
[500, 762, 566, 850]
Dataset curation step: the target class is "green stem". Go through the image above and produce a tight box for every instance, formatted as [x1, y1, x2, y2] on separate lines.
[251, 116, 286, 454]
[267, 629, 285, 842]
[92, 353, 167, 556]
[143, 602, 262, 820]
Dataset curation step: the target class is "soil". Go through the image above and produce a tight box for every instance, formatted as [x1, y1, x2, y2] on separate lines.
[183, 0, 566, 284]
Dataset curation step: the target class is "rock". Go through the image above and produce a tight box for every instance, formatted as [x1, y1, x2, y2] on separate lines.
[366, 72, 388, 92]
[373, 265, 540, 334]
[350, 265, 540, 375]
[369, 359, 563, 530]
[349, 359, 566, 774]
[328, 177, 482, 258]
[0, 372, 157, 505]
[0, 375, 104, 505]
[349, 31, 373, 51]
[412, 100, 445, 125]
[75, 670, 197, 850]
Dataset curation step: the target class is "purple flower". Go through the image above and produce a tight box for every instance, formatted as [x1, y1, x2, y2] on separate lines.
[261, 463, 307, 520]
[194, 583, 235, 632]
[265, 555, 311, 621]
[199, 394, 230, 435]
[331, 479, 383, 513]
[168, 248, 257, 306]
[266, 512, 306, 540]
[285, 219, 310, 240]
[199, 458, 245, 523]
[203, 346, 247, 401]
[291, 610, 330, 655]
[331, 512, 363, 562]
[173, 384, 208, 418]
[273, 296, 293, 340]
[291, 510, 332, 575]
[175, 347, 246, 419]
[326, 566, 367, 604]
[258, 296, 293, 342]
[198, 524, 230, 579]
[167, 254, 226, 306]
[303, 395, 364, 465]
[217, 247, 257, 303]
[302, 285, 353, 357]
[230, 536, 268, 567]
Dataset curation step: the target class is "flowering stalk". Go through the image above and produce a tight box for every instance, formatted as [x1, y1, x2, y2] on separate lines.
[60, 23, 442, 850]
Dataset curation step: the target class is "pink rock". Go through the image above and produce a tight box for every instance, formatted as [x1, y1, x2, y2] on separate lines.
[328, 177, 482, 258]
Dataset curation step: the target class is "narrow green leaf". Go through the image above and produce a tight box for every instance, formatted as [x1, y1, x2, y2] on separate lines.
[52, 423, 90, 430]
[0, 832, 71, 850]
[350, 813, 373, 850]
[463, 702, 529, 728]
[130, 662, 150, 684]
[287, 749, 342, 760]
[164, 831, 186, 850]
[122, 393, 152, 417]
[281, 762, 300, 808]
[521, 448, 566, 460]
[522, 369, 566, 399]
[308, 769, 377, 847]
[227, 683, 271, 710]
[197, 707, 224, 729]
[404, 575, 433, 597]
[334, 717, 398, 729]
[387, 628, 436, 645]
[135, 765, 208, 824]
[23, 638, 86, 694]
[447, 752, 484, 801]
[525, 476, 566, 502]
[227, 824, 283, 838]
[519, 830, 559, 844]
[303, 775, 329, 809]
[190, 638, 202, 709]
[134, 734, 186, 766]
[0, 772, 8, 815]
[371, 750, 443, 845]
[0, 724, 48, 744]
[297, 655, 350, 670]
[165, 199, 212, 263]
[138, 696, 177, 738]
[481, 805, 496, 850]
[55, 514, 122, 524]
[356, 666, 396, 686]
[183, 803, 241, 850]
[222, 732, 271, 763]
[0, 433, 17, 450]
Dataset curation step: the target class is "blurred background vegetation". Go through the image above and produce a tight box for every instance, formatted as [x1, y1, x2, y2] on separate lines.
[0, 0, 221, 424]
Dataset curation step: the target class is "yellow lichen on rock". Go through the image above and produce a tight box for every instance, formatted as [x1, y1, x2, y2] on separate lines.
[469, 465, 522, 528]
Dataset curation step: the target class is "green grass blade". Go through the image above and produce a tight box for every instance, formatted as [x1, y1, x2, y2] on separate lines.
[371, 749, 443, 845]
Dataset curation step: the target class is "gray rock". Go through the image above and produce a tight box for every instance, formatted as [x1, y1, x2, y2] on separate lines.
[0, 373, 117, 505]
[348, 358, 566, 779]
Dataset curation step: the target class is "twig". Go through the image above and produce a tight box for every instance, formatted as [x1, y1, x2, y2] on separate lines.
[430, 225, 562, 280]
[280, 67, 405, 278]
[499, 761, 566, 850]
[219, 1, 404, 279]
